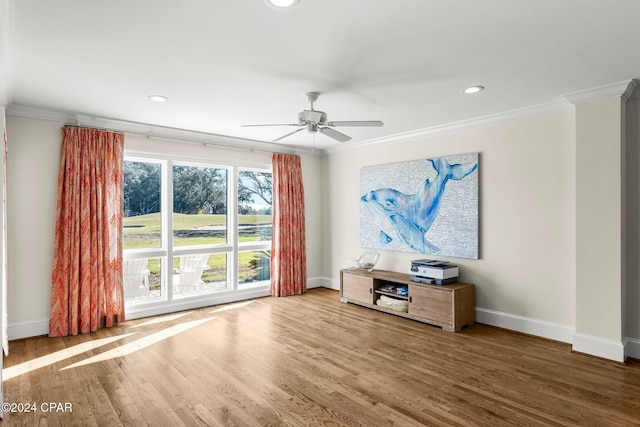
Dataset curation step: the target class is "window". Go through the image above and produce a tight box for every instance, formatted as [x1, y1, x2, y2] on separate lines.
[123, 156, 272, 308]
[238, 170, 272, 288]
[173, 163, 228, 247]
[124, 160, 162, 249]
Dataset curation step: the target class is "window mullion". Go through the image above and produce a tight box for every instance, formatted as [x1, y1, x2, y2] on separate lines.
[165, 159, 174, 300]
[229, 165, 238, 291]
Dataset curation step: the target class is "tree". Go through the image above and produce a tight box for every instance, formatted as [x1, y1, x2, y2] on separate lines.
[124, 161, 161, 216]
[238, 171, 272, 214]
[125, 162, 271, 216]
[173, 165, 227, 214]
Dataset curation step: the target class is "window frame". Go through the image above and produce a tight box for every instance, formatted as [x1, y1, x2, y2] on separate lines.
[123, 151, 272, 313]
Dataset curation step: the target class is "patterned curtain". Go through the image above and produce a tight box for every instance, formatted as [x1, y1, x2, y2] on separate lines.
[49, 126, 125, 337]
[270, 153, 307, 297]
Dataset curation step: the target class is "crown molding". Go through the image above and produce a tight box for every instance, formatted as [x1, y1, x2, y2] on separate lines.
[9, 78, 638, 158]
[5, 104, 318, 155]
[564, 79, 637, 105]
[625, 79, 640, 101]
[325, 98, 573, 154]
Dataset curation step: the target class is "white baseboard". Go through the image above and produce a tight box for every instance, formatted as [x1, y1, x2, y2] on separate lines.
[624, 337, 640, 361]
[475, 308, 639, 362]
[573, 333, 626, 363]
[8, 318, 49, 340]
[475, 307, 574, 343]
[308, 276, 339, 290]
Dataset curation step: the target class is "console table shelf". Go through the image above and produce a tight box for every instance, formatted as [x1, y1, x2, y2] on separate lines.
[340, 268, 475, 332]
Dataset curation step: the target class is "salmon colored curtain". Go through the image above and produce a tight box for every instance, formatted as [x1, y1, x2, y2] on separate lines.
[270, 153, 307, 297]
[49, 126, 125, 337]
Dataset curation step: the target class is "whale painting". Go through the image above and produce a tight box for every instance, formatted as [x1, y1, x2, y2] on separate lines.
[360, 153, 478, 259]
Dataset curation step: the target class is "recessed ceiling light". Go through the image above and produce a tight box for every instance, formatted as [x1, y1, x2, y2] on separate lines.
[463, 86, 485, 94]
[265, 0, 300, 8]
[148, 95, 169, 103]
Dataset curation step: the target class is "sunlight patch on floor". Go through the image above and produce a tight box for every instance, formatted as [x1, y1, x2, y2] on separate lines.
[209, 300, 255, 314]
[3, 333, 138, 381]
[61, 317, 218, 370]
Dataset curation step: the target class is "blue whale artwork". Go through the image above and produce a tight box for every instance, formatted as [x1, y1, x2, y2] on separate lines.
[360, 153, 478, 259]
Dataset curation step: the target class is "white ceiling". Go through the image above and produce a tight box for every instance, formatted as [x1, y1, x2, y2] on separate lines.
[2, 0, 640, 152]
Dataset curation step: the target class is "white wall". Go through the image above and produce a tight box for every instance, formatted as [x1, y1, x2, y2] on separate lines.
[574, 98, 625, 345]
[6, 117, 60, 337]
[5, 117, 324, 338]
[627, 98, 640, 341]
[324, 111, 577, 341]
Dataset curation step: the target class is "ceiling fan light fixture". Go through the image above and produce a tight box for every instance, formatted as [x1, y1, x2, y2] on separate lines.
[463, 85, 485, 94]
[300, 110, 325, 124]
[265, 0, 300, 8]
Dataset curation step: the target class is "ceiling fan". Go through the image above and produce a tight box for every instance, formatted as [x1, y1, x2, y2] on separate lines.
[241, 92, 384, 143]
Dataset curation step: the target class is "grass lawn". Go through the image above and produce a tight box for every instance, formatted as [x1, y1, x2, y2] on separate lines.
[123, 212, 272, 249]
[124, 212, 272, 286]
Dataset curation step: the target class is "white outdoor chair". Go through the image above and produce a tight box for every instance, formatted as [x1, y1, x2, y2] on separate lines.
[174, 254, 211, 292]
[123, 258, 151, 298]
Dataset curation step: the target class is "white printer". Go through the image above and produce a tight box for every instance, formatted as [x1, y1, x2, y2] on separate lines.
[409, 259, 458, 285]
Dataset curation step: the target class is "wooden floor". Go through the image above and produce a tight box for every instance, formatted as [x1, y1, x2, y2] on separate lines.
[3, 288, 640, 426]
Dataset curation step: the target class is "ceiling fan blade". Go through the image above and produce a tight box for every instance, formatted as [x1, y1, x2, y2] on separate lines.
[324, 120, 384, 127]
[273, 127, 305, 142]
[241, 123, 300, 127]
[319, 127, 351, 142]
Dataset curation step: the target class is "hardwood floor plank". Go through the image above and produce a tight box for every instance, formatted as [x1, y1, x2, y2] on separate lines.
[3, 288, 640, 426]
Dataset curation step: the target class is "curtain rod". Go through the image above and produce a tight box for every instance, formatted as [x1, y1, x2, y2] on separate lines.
[62, 123, 310, 156]
[63, 124, 120, 133]
[126, 130, 287, 155]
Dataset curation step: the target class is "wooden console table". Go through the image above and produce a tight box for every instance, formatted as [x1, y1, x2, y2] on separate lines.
[340, 268, 475, 332]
